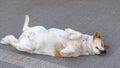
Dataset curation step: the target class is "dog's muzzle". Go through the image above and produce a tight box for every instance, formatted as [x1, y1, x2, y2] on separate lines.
[98, 49, 107, 56]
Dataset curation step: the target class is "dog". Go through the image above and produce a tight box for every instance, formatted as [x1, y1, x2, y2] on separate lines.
[0, 15, 109, 57]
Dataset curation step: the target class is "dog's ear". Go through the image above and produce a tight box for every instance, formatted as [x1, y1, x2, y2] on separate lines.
[104, 44, 109, 49]
[93, 29, 102, 39]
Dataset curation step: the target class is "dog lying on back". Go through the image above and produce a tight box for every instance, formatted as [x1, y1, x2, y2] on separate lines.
[0, 15, 109, 57]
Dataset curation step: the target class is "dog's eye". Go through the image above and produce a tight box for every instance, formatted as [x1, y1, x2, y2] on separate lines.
[96, 46, 99, 49]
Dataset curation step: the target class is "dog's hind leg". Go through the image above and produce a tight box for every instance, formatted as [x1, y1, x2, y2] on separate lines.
[23, 15, 30, 31]
[0, 35, 18, 45]
[0, 35, 33, 52]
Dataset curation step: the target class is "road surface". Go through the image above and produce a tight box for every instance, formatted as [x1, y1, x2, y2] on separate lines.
[0, 0, 120, 68]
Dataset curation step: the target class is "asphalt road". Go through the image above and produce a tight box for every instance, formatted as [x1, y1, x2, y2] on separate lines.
[0, 0, 120, 68]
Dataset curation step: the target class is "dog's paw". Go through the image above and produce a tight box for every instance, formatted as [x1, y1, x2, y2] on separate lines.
[0, 35, 17, 45]
[0, 37, 10, 45]
[60, 50, 74, 57]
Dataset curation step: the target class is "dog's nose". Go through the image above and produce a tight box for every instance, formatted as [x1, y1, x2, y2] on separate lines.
[100, 50, 107, 55]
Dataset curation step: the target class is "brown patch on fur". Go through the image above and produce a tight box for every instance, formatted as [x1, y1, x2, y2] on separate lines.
[94, 38, 109, 49]
[99, 37, 109, 49]
[104, 45, 109, 49]
[54, 43, 64, 57]
[80, 45, 83, 51]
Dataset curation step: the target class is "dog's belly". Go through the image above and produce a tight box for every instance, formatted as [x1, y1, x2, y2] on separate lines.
[19, 29, 68, 56]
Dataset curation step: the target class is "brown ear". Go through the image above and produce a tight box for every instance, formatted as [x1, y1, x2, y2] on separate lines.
[104, 45, 109, 49]
[93, 29, 102, 39]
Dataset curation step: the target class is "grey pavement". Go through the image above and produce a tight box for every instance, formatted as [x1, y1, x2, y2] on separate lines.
[0, 0, 120, 68]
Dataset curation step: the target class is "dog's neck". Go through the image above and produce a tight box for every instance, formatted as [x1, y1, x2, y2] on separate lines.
[81, 34, 94, 55]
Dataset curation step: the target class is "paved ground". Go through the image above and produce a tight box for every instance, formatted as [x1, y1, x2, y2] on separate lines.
[0, 0, 120, 68]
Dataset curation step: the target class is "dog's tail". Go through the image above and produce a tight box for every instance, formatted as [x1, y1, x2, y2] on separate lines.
[23, 15, 30, 31]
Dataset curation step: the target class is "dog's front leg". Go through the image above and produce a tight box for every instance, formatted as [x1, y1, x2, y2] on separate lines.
[60, 46, 75, 57]
[65, 28, 82, 40]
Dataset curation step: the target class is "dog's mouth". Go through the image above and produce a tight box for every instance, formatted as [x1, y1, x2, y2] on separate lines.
[95, 46, 107, 56]
[97, 49, 107, 56]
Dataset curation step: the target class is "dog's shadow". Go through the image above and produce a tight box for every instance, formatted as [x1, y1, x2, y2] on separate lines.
[0, 42, 114, 68]
[13, 50, 87, 68]
[18, 51, 111, 68]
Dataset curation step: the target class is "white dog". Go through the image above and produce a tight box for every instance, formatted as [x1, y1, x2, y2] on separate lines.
[0, 15, 109, 57]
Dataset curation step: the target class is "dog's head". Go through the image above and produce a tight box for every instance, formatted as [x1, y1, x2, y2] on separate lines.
[92, 29, 109, 55]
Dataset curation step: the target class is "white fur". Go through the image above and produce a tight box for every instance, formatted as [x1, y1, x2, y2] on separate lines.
[0, 15, 104, 57]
